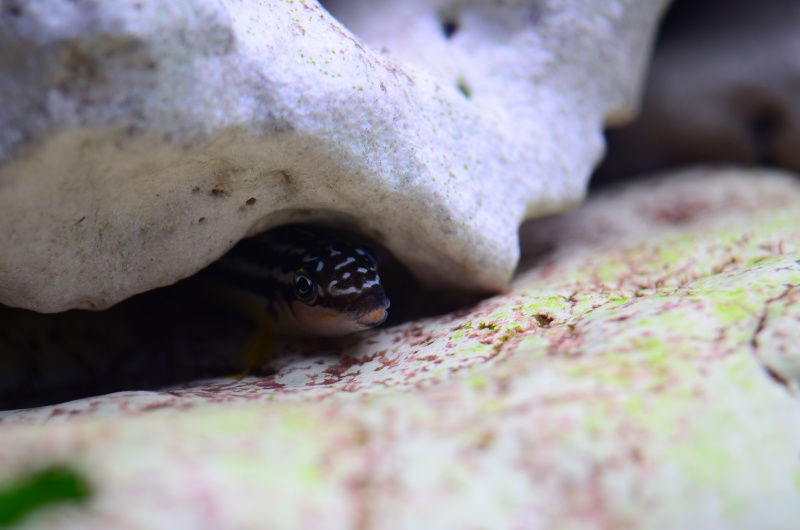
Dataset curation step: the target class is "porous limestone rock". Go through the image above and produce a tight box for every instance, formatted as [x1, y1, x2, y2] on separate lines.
[0, 167, 798, 529]
[0, 0, 670, 312]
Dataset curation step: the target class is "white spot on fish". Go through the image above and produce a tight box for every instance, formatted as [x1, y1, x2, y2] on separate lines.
[335, 257, 355, 270]
[330, 249, 342, 256]
[303, 255, 319, 262]
[355, 248, 365, 255]
[327, 278, 360, 296]
[361, 278, 380, 289]
[329, 284, 360, 295]
[316, 261, 325, 272]
[342, 272, 351, 279]
[356, 267, 367, 274]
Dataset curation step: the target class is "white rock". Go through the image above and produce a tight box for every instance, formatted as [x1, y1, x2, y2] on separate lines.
[0, 0, 670, 312]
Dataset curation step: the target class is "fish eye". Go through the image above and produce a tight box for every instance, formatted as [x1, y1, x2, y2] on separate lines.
[358, 246, 378, 268]
[293, 272, 317, 302]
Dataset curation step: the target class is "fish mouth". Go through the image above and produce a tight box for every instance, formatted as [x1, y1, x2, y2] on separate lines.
[356, 306, 389, 327]
[351, 288, 390, 329]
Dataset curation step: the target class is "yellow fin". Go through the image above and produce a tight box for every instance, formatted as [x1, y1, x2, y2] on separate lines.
[228, 318, 275, 378]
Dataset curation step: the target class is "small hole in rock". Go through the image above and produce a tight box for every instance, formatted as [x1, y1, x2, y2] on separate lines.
[748, 109, 782, 167]
[534, 313, 554, 327]
[442, 18, 459, 39]
[4, 3, 22, 16]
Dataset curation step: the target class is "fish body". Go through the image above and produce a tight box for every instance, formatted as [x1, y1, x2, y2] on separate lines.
[211, 225, 390, 337]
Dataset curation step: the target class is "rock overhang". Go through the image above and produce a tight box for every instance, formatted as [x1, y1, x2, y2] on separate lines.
[0, 0, 671, 312]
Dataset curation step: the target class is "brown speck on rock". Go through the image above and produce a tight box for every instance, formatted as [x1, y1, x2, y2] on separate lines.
[473, 431, 495, 450]
[534, 313, 554, 327]
[211, 187, 225, 196]
[650, 200, 709, 225]
[198, 217, 206, 223]
[246, 197, 257, 206]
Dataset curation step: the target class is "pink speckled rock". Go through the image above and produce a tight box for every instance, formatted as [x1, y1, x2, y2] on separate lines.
[0, 167, 798, 529]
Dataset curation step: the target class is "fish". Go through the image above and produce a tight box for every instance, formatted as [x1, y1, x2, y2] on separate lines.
[209, 225, 391, 338]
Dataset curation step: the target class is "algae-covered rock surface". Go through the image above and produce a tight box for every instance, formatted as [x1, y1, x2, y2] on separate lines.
[0, 167, 798, 529]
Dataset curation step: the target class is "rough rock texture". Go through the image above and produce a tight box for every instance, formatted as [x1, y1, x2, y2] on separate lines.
[1, 168, 798, 529]
[0, 0, 669, 312]
[599, 0, 800, 180]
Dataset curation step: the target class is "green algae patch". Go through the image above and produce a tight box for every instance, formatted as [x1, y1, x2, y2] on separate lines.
[0, 467, 91, 527]
[187, 407, 269, 434]
[520, 296, 573, 315]
[711, 293, 752, 325]
[452, 341, 494, 359]
[510, 334, 550, 358]
[467, 373, 489, 391]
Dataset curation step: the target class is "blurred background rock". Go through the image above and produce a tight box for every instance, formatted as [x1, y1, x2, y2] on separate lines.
[595, 0, 800, 186]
